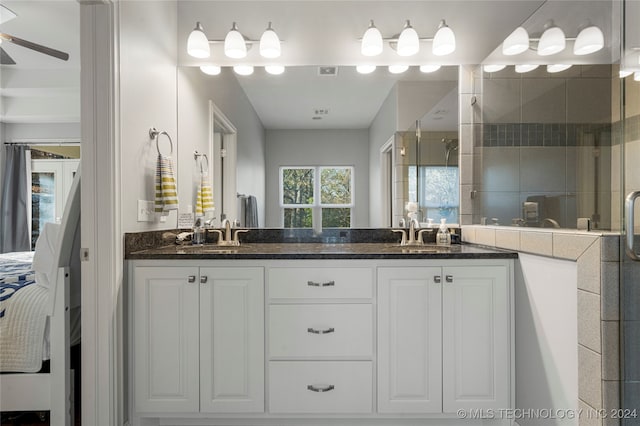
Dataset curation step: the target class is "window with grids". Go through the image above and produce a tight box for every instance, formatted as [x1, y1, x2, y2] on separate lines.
[279, 166, 354, 228]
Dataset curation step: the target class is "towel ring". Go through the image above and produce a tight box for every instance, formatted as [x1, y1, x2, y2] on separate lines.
[194, 151, 209, 174]
[149, 127, 173, 156]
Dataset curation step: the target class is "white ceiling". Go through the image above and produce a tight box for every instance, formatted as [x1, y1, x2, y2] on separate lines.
[0, 0, 618, 128]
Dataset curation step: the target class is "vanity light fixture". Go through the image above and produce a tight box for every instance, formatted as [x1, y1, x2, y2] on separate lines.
[187, 22, 211, 58]
[515, 64, 539, 73]
[200, 65, 221, 75]
[547, 64, 572, 73]
[432, 20, 456, 56]
[397, 20, 420, 56]
[225, 22, 248, 59]
[260, 22, 281, 58]
[265, 65, 285, 75]
[502, 27, 529, 56]
[483, 64, 506, 73]
[537, 23, 566, 56]
[419, 64, 441, 73]
[233, 65, 254, 76]
[573, 25, 604, 55]
[356, 64, 377, 74]
[388, 64, 409, 74]
[361, 20, 383, 56]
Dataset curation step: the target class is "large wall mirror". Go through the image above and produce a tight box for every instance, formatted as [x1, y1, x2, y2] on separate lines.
[177, 65, 459, 229]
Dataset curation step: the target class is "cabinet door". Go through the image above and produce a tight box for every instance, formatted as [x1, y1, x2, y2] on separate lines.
[133, 266, 200, 413]
[199, 267, 264, 413]
[377, 267, 442, 413]
[442, 266, 510, 412]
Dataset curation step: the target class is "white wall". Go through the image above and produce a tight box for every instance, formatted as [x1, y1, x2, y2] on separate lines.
[265, 129, 369, 228]
[119, 0, 178, 233]
[516, 253, 579, 425]
[177, 67, 266, 227]
[2, 123, 81, 141]
[368, 85, 398, 228]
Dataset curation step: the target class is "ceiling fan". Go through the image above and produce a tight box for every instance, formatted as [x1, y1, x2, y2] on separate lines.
[0, 4, 69, 65]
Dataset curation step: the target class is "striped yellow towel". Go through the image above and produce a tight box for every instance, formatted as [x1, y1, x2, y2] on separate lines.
[195, 174, 214, 217]
[154, 154, 179, 214]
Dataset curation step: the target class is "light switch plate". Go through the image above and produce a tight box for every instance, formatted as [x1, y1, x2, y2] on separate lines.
[137, 200, 154, 222]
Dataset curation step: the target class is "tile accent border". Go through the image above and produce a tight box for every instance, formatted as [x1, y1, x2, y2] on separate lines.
[462, 225, 621, 426]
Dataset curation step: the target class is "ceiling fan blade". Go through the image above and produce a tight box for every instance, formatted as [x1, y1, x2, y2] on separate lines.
[0, 33, 69, 61]
[0, 46, 16, 65]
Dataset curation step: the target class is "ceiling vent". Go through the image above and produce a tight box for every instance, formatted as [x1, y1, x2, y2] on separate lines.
[318, 66, 338, 76]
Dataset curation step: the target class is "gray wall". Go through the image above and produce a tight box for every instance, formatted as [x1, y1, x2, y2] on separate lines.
[265, 129, 369, 228]
[178, 67, 266, 227]
[368, 85, 398, 228]
[2, 123, 81, 141]
[119, 0, 178, 232]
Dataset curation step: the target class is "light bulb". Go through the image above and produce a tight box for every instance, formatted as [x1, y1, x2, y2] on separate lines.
[200, 65, 221, 75]
[538, 25, 566, 56]
[388, 64, 409, 74]
[432, 20, 456, 56]
[356, 64, 376, 74]
[547, 64, 572, 73]
[265, 65, 285, 75]
[361, 20, 383, 56]
[225, 22, 247, 59]
[397, 20, 420, 57]
[502, 27, 529, 55]
[260, 22, 281, 58]
[483, 64, 506, 73]
[233, 65, 254, 76]
[573, 25, 604, 55]
[187, 22, 210, 59]
[515, 64, 539, 73]
[420, 64, 441, 73]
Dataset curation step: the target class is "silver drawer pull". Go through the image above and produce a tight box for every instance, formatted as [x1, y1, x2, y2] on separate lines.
[307, 327, 335, 335]
[307, 280, 335, 287]
[434, 276, 442, 283]
[445, 275, 453, 283]
[307, 384, 335, 393]
[200, 276, 208, 284]
[188, 275, 196, 283]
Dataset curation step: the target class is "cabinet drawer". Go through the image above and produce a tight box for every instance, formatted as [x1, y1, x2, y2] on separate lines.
[269, 304, 372, 358]
[268, 267, 373, 299]
[269, 361, 372, 413]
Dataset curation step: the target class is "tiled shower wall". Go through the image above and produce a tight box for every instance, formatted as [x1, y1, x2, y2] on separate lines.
[467, 65, 615, 230]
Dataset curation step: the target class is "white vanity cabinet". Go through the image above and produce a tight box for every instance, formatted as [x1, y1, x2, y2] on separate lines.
[131, 263, 264, 415]
[129, 257, 513, 425]
[378, 264, 511, 414]
[267, 266, 374, 414]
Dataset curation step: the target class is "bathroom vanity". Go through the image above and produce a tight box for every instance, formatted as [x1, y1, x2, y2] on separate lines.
[126, 238, 517, 426]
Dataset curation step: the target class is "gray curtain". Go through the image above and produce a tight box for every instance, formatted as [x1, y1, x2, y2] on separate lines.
[1, 145, 31, 253]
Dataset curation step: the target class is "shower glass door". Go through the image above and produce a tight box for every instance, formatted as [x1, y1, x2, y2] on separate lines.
[621, 0, 640, 422]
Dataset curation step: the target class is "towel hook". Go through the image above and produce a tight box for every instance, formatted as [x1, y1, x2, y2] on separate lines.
[149, 127, 173, 156]
[194, 151, 209, 174]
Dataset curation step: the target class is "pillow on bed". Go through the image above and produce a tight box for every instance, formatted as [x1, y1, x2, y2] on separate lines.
[32, 222, 60, 288]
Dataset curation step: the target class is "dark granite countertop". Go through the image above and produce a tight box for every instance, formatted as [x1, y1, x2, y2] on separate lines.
[126, 242, 517, 260]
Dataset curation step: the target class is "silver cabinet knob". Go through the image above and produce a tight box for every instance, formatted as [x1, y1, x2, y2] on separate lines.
[200, 276, 208, 284]
[434, 276, 442, 283]
[188, 275, 196, 283]
[445, 275, 454, 283]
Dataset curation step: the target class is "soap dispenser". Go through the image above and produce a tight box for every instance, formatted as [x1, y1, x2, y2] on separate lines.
[436, 218, 451, 246]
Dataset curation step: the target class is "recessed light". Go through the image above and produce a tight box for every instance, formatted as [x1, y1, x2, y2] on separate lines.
[419, 64, 441, 73]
